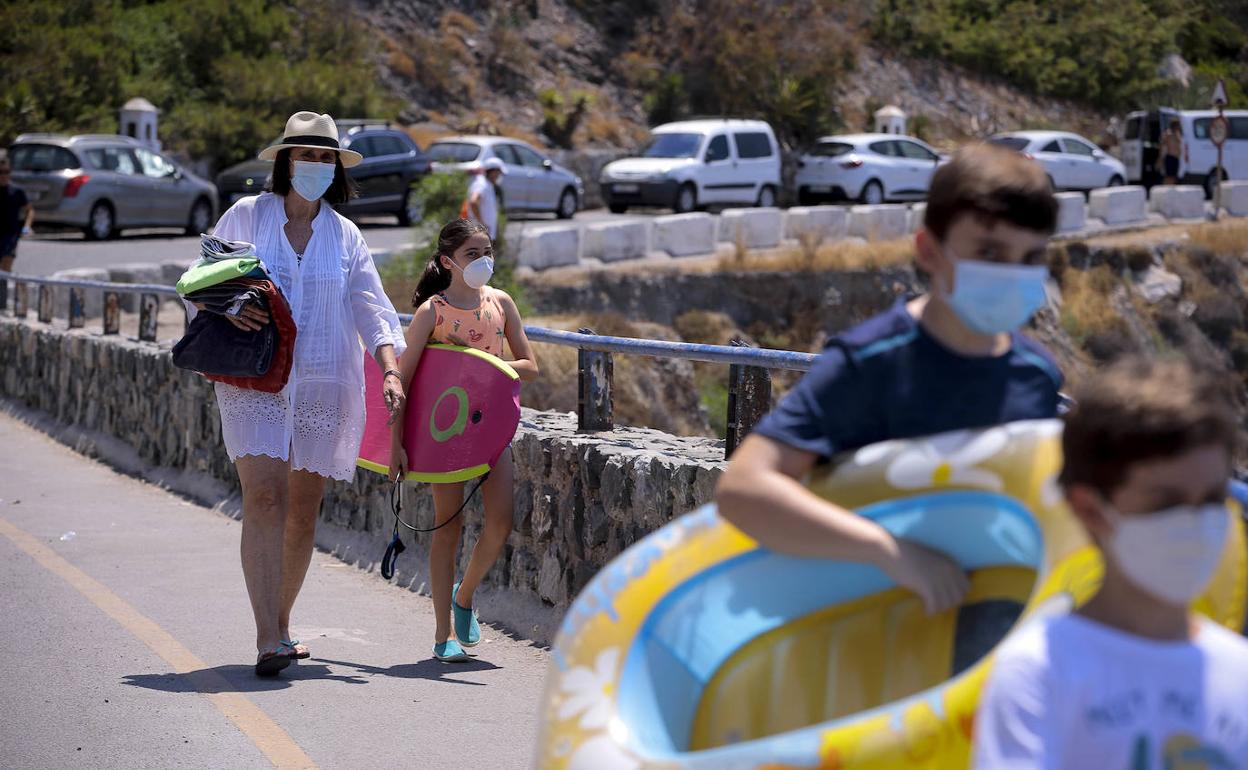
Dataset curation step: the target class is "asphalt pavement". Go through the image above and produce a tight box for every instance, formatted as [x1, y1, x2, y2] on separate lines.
[11, 209, 640, 278]
[0, 409, 551, 770]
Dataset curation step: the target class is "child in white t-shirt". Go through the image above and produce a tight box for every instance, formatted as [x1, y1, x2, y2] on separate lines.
[974, 356, 1248, 769]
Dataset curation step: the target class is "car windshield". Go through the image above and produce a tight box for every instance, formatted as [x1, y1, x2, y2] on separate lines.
[426, 142, 482, 163]
[808, 142, 853, 157]
[989, 136, 1030, 152]
[640, 133, 701, 159]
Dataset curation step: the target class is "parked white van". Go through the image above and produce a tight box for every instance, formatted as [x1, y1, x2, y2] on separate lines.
[1122, 108, 1248, 195]
[599, 119, 781, 214]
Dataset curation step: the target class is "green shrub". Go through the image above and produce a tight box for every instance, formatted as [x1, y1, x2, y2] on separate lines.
[539, 89, 594, 149]
[382, 172, 530, 315]
[868, 0, 1242, 111]
[0, 0, 399, 174]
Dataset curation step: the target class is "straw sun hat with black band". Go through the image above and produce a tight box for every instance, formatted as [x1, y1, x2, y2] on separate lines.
[258, 111, 363, 168]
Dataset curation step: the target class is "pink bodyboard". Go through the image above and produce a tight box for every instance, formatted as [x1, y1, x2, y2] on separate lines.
[358, 344, 521, 483]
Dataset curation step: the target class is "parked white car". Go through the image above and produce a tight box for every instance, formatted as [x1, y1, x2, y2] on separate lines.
[794, 133, 944, 205]
[425, 135, 584, 219]
[599, 119, 781, 213]
[989, 131, 1126, 192]
[1121, 109, 1248, 196]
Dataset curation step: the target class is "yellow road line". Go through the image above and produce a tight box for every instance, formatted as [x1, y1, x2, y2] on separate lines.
[0, 516, 319, 770]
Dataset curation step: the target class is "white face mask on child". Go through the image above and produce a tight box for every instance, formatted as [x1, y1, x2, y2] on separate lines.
[447, 255, 494, 290]
[1104, 502, 1229, 606]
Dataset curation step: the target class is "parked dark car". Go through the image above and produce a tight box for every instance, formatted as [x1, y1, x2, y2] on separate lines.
[215, 121, 431, 225]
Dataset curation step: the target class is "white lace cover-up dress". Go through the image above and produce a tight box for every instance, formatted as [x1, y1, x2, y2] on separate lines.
[208, 192, 406, 481]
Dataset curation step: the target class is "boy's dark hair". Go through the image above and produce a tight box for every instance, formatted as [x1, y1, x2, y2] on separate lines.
[1059, 356, 1237, 495]
[265, 148, 357, 205]
[412, 218, 491, 309]
[923, 143, 1058, 240]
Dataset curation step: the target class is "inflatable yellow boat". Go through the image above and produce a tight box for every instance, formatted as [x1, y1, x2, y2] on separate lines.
[535, 420, 1246, 769]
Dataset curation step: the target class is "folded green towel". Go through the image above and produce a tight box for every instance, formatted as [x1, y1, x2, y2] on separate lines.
[176, 257, 263, 296]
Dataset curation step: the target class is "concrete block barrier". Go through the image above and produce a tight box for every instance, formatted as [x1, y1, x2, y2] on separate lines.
[108, 263, 167, 311]
[49, 268, 110, 318]
[1088, 186, 1147, 225]
[1220, 181, 1248, 217]
[583, 220, 651, 263]
[848, 204, 911, 240]
[1149, 185, 1205, 220]
[653, 213, 718, 258]
[784, 206, 850, 242]
[1054, 192, 1087, 233]
[909, 203, 927, 233]
[514, 225, 581, 271]
[161, 260, 193, 286]
[717, 208, 783, 250]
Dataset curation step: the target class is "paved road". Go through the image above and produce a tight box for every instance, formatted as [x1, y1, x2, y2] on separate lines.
[0, 410, 550, 770]
[11, 209, 641, 278]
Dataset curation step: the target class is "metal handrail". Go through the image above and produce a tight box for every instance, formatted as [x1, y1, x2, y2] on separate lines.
[3, 272, 818, 373]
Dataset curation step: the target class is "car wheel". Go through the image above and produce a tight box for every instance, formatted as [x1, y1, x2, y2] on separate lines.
[557, 187, 578, 219]
[608, 202, 629, 214]
[1107, 175, 1124, 187]
[859, 180, 884, 205]
[85, 202, 115, 241]
[756, 185, 777, 208]
[186, 197, 213, 236]
[797, 188, 814, 206]
[674, 183, 697, 213]
[398, 186, 422, 227]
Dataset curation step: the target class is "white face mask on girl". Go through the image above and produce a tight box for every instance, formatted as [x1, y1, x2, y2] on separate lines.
[290, 160, 335, 202]
[1104, 502, 1230, 606]
[447, 255, 494, 290]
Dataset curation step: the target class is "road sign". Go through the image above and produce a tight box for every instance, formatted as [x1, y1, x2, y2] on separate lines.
[1211, 115, 1230, 147]
[1213, 78, 1229, 108]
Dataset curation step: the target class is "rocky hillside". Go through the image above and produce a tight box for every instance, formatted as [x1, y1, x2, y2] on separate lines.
[349, 0, 1112, 152]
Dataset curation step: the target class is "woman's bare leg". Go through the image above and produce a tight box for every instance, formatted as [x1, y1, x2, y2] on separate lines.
[277, 468, 327, 642]
[429, 482, 467, 644]
[236, 454, 291, 654]
[456, 450, 514, 609]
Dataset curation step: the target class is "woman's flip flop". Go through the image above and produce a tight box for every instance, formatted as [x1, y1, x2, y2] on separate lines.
[280, 639, 310, 660]
[255, 649, 292, 677]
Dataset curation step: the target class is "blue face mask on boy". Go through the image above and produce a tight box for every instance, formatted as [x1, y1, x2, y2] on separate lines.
[944, 254, 1049, 335]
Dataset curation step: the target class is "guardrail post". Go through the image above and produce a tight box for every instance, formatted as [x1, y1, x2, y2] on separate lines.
[577, 327, 614, 432]
[138, 293, 159, 342]
[13, 281, 27, 319]
[103, 291, 120, 335]
[37, 285, 53, 323]
[725, 338, 772, 459]
[68, 288, 85, 329]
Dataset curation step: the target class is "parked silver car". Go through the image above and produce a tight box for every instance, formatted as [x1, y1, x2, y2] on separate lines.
[426, 135, 584, 219]
[9, 134, 218, 240]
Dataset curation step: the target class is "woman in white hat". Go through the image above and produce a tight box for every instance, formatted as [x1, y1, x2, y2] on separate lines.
[211, 111, 407, 676]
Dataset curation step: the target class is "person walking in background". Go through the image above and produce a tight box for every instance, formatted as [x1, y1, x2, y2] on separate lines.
[0, 158, 34, 273]
[389, 218, 538, 662]
[1158, 119, 1183, 186]
[466, 157, 505, 240]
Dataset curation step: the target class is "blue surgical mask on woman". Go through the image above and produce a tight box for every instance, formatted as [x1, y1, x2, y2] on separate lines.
[944, 253, 1049, 335]
[290, 160, 335, 202]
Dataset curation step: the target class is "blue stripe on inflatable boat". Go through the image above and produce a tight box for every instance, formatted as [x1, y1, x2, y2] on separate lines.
[616, 491, 1044, 760]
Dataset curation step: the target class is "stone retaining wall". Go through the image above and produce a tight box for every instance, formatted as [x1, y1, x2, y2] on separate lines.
[0, 318, 724, 642]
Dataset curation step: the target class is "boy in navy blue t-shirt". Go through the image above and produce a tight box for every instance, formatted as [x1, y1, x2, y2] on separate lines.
[716, 143, 1062, 614]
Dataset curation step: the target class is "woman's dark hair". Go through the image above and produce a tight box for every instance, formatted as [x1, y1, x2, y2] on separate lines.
[266, 148, 357, 204]
[412, 218, 491, 309]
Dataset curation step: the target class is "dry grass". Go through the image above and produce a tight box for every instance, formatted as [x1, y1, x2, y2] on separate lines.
[1058, 265, 1131, 350]
[405, 125, 455, 150]
[1187, 218, 1248, 259]
[719, 235, 917, 274]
